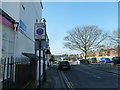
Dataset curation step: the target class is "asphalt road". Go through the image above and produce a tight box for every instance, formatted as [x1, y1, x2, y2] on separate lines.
[62, 64, 119, 88]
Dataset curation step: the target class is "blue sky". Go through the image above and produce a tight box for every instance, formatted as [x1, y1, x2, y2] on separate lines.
[42, 2, 118, 55]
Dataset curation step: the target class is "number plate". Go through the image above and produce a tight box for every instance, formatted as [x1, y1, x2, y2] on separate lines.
[63, 66, 68, 68]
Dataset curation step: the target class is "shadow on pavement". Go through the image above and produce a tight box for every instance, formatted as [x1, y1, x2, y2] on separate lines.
[41, 65, 67, 89]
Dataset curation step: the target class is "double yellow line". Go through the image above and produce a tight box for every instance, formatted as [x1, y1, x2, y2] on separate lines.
[60, 71, 74, 90]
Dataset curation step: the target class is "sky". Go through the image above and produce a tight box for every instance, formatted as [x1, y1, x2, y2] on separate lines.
[42, 2, 118, 55]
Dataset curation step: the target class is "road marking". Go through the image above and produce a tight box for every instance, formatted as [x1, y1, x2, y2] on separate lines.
[59, 71, 74, 90]
[57, 69, 68, 88]
[96, 76, 101, 78]
[72, 65, 102, 79]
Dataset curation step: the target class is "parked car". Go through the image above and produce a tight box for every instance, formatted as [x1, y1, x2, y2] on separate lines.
[88, 57, 97, 63]
[99, 57, 111, 63]
[112, 56, 120, 65]
[58, 61, 71, 71]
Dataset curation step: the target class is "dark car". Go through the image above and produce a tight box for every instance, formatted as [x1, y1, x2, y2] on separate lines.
[88, 57, 97, 63]
[58, 61, 71, 71]
[112, 56, 120, 65]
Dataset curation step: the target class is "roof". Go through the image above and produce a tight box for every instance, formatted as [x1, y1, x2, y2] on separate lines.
[22, 52, 38, 59]
[0, 8, 15, 23]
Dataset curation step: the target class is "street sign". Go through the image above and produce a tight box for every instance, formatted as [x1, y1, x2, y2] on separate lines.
[37, 28, 44, 35]
[35, 40, 46, 50]
[34, 23, 46, 40]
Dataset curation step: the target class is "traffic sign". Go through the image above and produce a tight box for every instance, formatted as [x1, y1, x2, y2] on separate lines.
[37, 28, 44, 35]
[34, 23, 46, 40]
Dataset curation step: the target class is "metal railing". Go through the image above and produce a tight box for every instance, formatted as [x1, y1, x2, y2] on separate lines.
[0, 56, 31, 88]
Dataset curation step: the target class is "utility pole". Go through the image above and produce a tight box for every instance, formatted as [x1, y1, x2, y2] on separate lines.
[42, 19, 46, 82]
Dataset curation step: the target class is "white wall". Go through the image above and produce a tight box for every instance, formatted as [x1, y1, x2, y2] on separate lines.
[1, 2, 44, 83]
[14, 2, 42, 57]
[0, 23, 2, 59]
[0, 0, 2, 59]
[1, 2, 42, 57]
[1, 2, 20, 22]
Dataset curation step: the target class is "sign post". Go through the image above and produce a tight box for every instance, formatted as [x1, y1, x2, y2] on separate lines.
[34, 23, 46, 40]
[34, 22, 46, 88]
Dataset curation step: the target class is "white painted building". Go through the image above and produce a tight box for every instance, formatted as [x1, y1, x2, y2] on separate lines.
[1, 2, 42, 58]
[0, 1, 50, 88]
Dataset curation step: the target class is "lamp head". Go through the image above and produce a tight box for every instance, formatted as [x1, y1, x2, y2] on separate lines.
[14, 22, 19, 31]
[43, 19, 46, 23]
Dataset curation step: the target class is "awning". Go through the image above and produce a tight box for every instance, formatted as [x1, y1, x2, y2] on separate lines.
[22, 52, 38, 59]
[0, 8, 15, 29]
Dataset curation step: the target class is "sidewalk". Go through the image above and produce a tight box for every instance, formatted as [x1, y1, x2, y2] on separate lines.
[87, 63, 120, 75]
[41, 65, 67, 89]
[0, 81, 2, 90]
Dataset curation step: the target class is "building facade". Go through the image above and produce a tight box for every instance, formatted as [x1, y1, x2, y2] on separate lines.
[0, 1, 50, 88]
[1, 2, 42, 58]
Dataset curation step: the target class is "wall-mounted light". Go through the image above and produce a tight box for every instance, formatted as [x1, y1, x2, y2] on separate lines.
[46, 49, 51, 54]
[40, 18, 46, 24]
[14, 22, 19, 31]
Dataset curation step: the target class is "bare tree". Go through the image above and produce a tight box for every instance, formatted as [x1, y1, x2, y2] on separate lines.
[109, 29, 120, 56]
[64, 25, 108, 60]
[109, 30, 120, 46]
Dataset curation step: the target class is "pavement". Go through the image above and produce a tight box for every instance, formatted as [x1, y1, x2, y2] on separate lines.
[0, 82, 2, 90]
[41, 65, 67, 89]
[87, 63, 120, 75]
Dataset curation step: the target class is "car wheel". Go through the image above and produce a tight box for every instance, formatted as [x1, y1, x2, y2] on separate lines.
[68, 68, 71, 70]
[113, 62, 116, 65]
[59, 68, 62, 71]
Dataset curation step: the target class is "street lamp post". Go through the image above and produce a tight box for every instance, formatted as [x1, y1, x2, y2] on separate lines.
[39, 18, 46, 83]
[34, 18, 46, 88]
[41, 18, 46, 82]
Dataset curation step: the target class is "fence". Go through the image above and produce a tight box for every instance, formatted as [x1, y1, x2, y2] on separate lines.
[0, 56, 37, 88]
[0, 58, 3, 81]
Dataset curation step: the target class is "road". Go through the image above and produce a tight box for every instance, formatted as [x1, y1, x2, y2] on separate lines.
[62, 64, 119, 88]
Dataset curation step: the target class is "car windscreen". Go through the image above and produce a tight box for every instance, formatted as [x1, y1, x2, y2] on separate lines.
[91, 58, 96, 60]
[112, 57, 120, 61]
[60, 61, 69, 65]
[116, 57, 120, 60]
